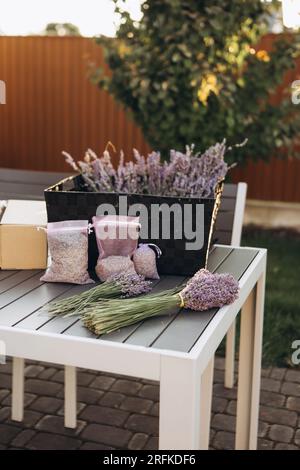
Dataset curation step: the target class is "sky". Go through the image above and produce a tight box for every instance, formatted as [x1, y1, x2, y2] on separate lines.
[0, 0, 143, 37]
[0, 1, 298, 36]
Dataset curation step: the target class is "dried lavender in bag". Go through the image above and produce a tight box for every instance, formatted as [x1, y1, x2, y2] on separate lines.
[133, 244, 161, 280]
[93, 215, 140, 282]
[40, 220, 94, 284]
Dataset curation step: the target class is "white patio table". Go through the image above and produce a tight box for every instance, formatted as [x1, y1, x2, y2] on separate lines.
[0, 245, 266, 450]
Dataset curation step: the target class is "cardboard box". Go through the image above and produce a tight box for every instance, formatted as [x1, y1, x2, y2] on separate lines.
[0, 200, 48, 269]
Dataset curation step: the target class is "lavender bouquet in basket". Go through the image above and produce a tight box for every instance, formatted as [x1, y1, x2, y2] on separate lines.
[81, 269, 239, 335]
[63, 139, 246, 198]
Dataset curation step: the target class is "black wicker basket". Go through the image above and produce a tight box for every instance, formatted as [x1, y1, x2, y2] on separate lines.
[44, 175, 222, 276]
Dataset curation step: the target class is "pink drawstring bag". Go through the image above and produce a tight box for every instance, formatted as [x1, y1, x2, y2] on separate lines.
[40, 220, 94, 285]
[93, 215, 140, 281]
[133, 243, 161, 280]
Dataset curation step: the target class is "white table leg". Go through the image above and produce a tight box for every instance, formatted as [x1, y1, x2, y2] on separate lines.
[224, 321, 236, 388]
[200, 356, 214, 449]
[159, 355, 201, 450]
[236, 270, 265, 450]
[12, 357, 24, 422]
[64, 365, 77, 429]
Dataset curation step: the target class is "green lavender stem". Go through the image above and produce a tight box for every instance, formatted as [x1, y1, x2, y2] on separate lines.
[82, 289, 180, 335]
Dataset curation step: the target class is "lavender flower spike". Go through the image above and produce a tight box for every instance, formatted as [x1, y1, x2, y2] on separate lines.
[108, 272, 152, 298]
[181, 269, 239, 311]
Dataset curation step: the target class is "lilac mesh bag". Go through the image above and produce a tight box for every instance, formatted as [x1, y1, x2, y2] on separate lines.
[133, 244, 162, 280]
[93, 215, 140, 281]
[40, 220, 94, 284]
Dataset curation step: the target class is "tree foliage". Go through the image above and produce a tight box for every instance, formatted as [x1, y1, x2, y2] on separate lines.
[44, 23, 81, 36]
[93, 0, 300, 163]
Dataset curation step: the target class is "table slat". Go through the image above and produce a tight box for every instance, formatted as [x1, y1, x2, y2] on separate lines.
[99, 275, 186, 344]
[124, 246, 233, 348]
[0, 282, 74, 326]
[0, 272, 42, 309]
[150, 248, 259, 352]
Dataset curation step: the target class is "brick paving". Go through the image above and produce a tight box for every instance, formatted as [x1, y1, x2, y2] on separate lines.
[0, 357, 299, 450]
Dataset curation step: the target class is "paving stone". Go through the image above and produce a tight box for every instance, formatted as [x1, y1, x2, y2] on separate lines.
[269, 424, 294, 443]
[125, 414, 158, 436]
[141, 379, 159, 386]
[57, 402, 86, 417]
[258, 438, 274, 450]
[0, 407, 11, 421]
[143, 437, 158, 450]
[286, 396, 300, 412]
[270, 368, 286, 381]
[214, 357, 225, 370]
[25, 379, 62, 397]
[0, 374, 11, 389]
[71, 386, 104, 404]
[18, 410, 43, 428]
[52, 369, 95, 387]
[138, 385, 159, 401]
[260, 405, 297, 426]
[30, 396, 63, 414]
[213, 431, 235, 450]
[25, 365, 44, 378]
[0, 389, 9, 403]
[38, 367, 58, 380]
[275, 443, 299, 450]
[90, 375, 116, 391]
[213, 369, 224, 384]
[213, 383, 237, 400]
[80, 405, 129, 427]
[261, 367, 271, 378]
[26, 431, 81, 450]
[11, 430, 36, 447]
[261, 378, 281, 393]
[111, 379, 143, 396]
[211, 413, 236, 433]
[0, 362, 12, 374]
[257, 421, 269, 438]
[80, 441, 115, 450]
[77, 371, 96, 386]
[295, 429, 300, 446]
[226, 400, 236, 415]
[211, 396, 227, 414]
[36, 415, 86, 436]
[100, 392, 126, 408]
[2, 392, 36, 408]
[285, 370, 300, 384]
[149, 402, 159, 417]
[120, 397, 153, 415]
[0, 424, 21, 445]
[128, 433, 148, 450]
[1, 360, 299, 451]
[81, 423, 132, 448]
[281, 381, 300, 397]
[50, 370, 64, 383]
[260, 390, 286, 407]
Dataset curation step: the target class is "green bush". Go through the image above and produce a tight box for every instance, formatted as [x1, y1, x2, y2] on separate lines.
[92, 0, 300, 163]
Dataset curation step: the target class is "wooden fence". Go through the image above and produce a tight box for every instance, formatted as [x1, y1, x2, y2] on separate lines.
[0, 36, 299, 202]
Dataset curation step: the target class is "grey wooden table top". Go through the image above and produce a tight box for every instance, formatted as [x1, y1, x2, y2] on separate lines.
[0, 246, 258, 354]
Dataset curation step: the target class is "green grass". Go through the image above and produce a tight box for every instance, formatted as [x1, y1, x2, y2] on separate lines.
[242, 227, 300, 367]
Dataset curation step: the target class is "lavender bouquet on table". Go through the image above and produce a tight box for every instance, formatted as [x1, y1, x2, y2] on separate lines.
[63, 139, 246, 198]
[81, 269, 239, 336]
[47, 273, 152, 317]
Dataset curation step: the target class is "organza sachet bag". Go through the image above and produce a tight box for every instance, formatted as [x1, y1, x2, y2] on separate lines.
[40, 220, 94, 284]
[93, 215, 140, 281]
[133, 243, 162, 280]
